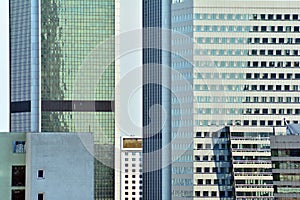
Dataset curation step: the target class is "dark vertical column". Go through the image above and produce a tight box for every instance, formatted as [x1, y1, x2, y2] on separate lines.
[142, 0, 171, 199]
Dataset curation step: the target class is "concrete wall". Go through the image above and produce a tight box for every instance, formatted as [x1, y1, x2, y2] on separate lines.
[26, 132, 94, 200]
[0, 132, 26, 199]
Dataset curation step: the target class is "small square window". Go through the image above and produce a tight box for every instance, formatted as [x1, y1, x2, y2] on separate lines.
[293, 14, 298, 20]
[276, 14, 282, 20]
[212, 191, 217, 196]
[284, 14, 290, 20]
[13, 141, 26, 153]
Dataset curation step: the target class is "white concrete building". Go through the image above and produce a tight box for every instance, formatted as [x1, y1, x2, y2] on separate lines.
[171, 0, 300, 199]
[120, 137, 142, 200]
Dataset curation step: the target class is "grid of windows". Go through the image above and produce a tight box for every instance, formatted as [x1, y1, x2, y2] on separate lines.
[121, 151, 143, 200]
[172, 1, 300, 199]
[40, 1, 116, 199]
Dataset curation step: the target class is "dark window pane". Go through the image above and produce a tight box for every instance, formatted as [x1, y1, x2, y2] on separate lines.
[12, 166, 25, 186]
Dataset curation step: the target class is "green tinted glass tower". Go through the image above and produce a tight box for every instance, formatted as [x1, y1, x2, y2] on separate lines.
[9, 0, 120, 199]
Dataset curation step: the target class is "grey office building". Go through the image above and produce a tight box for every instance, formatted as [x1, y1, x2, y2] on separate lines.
[143, 0, 172, 199]
[271, 134, 300, 200]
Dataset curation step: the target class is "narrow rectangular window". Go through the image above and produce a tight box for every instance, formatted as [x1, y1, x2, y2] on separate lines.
[38, 170, 44, 178]
[12, 166, 25, 186]
[38, 193, 44, 200]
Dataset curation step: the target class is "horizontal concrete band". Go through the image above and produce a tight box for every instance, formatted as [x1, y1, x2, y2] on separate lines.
[11, 100, 114, 113]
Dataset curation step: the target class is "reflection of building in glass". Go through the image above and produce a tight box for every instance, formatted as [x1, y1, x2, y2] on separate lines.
[271, 134, 300, 200]
[9, 1, 119, 199]
[120, 137, 143, 200]
[13, 141, 26, 153]
[172, 0, 300, 199]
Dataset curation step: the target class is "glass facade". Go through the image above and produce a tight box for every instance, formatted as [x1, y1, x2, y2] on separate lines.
[143, 0, 172, 199]
[10, 0, 117, 199]
[9, 0, 32, 132]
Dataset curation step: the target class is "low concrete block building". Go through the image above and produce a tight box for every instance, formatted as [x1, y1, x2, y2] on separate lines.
[0, 132, 94, 200]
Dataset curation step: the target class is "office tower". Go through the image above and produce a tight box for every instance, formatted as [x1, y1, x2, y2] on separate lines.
[9, 1, 120, 199]
[143, 0, 172, 199]
[172, 0, 300, 199]
[120, 137, 143, 200]
[271, 134, 300, 199]
[0, 132, 94, 200]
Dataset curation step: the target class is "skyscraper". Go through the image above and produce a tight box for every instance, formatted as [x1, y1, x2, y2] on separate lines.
[172, 0, 300, 199]
[9, 1, 120, 199]
[143, 0, 172, 199]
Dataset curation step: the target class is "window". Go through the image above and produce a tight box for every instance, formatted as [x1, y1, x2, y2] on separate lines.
[38, 193, 44, 200]
[204, 167, 210, 173]
[197, 179, 203, 185]
[276, 14, 282, 20]
[268, 14, 274, 20]
[11, 190, 25, 200]
[13, 141, 25, 153]
[203, 191, 209, 196]
[263, 109, 268, 114]
[206, 179, 211, 184]
[37, 170, 44, 179]
[276, 85, 281, 91]
[263, 38, 268, 44]
[212, 191, 217, 197]
[285, 14, 290, 20]
[12, 166, 25, 186]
